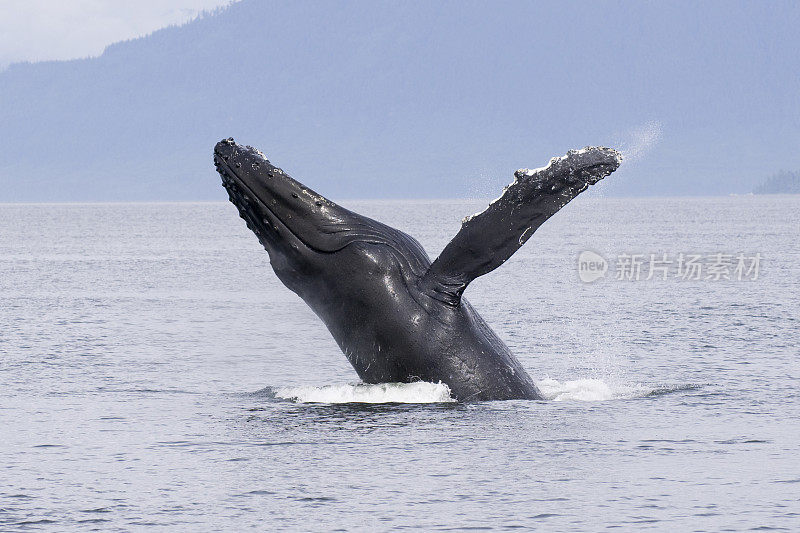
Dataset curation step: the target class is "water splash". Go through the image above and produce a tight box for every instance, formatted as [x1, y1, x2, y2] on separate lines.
[274, 381, 456, 404]
[269, 376, 698, 404]
[617, 120, 663, 164]
[536, 378, 702, 401]
[466, 169, 502, 201]
[535, 378, 650, 401]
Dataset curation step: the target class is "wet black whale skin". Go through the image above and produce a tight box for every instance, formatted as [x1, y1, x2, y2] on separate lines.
[213, 139, 621, 401]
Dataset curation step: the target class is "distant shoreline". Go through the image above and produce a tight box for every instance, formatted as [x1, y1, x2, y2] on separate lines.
[1, 194, 799, 206]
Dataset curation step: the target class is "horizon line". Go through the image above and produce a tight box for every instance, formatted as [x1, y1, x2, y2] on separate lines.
[0, 193, 792, 207]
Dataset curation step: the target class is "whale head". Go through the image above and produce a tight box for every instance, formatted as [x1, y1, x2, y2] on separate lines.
[213, 139, 432, 299]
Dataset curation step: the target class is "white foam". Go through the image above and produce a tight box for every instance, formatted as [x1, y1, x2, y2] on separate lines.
[273, 378, 666, 404]
[535, 378, 651, 401]
[274, 381, 456, 404]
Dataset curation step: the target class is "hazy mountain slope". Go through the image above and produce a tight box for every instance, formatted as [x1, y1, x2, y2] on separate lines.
[754, 171, 800, 194]
[1, 0, 798, 201]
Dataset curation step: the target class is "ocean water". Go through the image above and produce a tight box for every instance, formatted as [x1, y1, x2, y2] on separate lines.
[1, 197, 798, 531]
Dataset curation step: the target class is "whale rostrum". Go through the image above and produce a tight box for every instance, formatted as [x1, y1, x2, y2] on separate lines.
[213, 139, 621, 401]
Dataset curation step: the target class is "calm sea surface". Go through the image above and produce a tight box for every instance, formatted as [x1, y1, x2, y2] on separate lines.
[1, 197, 798, 531]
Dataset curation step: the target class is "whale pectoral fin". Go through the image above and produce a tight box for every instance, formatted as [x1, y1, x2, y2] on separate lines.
[421, 146, 622, 305]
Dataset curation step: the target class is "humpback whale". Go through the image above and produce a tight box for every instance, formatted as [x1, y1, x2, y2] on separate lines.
[213, 139, 621, 401]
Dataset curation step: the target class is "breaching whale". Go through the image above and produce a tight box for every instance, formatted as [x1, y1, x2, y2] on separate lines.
[213, 139, 621, 401]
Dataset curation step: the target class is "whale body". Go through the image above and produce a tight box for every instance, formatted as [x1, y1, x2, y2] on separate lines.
[213, 140, 621, 401]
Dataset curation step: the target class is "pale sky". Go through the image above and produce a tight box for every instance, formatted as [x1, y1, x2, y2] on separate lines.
[0, 0, 234, 70]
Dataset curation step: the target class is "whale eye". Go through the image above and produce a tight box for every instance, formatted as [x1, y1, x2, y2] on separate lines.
[315, 201, 322, 206]
[291, 193, 299, 198]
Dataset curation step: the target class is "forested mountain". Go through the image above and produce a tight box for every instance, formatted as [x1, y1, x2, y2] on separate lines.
[1, 0, 798, 201]
[754, 171, 800, 194]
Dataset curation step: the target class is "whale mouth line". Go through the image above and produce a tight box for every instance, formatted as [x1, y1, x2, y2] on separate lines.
[213, 155, 325, 253]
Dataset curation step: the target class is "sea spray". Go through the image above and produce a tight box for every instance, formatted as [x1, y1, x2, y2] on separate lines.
[586, 120, 663, 197]
[617, 120, 663, 164]
[274, 381, 456, 404]
[272, 379, 683, 404]
[536, 378, 649, 401]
